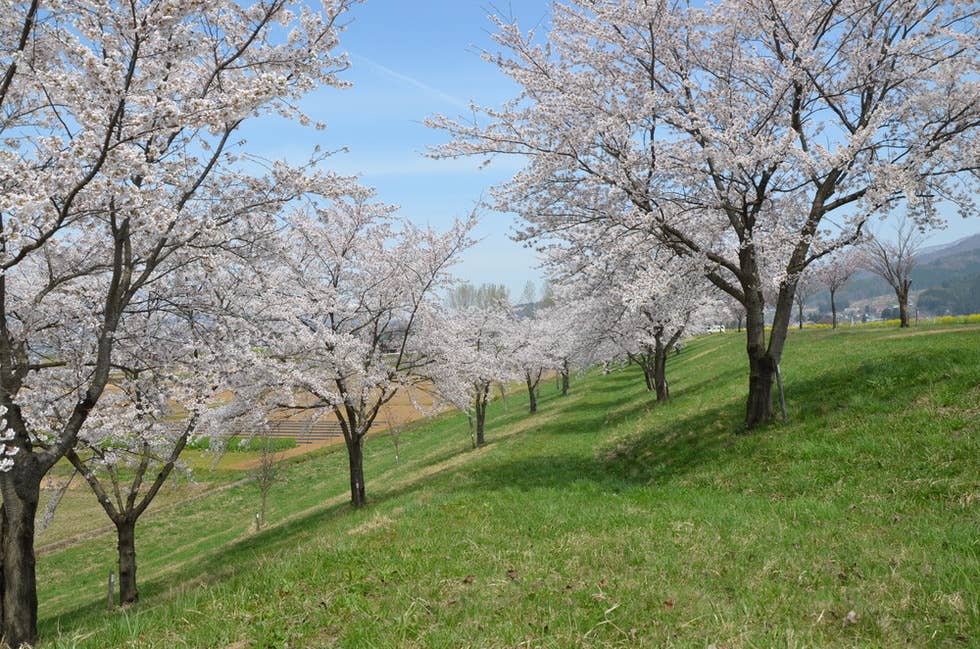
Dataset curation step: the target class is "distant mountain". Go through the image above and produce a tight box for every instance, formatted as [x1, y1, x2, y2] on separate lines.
[823, 232, 980, 317]
[917, 233, 980, 264]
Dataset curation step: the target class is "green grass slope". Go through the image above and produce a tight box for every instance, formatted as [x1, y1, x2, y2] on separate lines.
[37, 324, 979, 648]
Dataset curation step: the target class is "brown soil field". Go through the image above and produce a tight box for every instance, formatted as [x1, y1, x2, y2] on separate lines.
[227, 385, 446, 470]
[228, 375, 556, 470]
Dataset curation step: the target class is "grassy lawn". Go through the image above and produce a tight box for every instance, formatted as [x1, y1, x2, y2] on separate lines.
[35, 443, 288, 549]
[34, 323, 979, 648]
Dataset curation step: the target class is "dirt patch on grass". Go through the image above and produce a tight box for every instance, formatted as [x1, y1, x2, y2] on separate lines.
[347, 511, 399, 536]
[227, 435, 346, 471]
[226, 377, 548, 471]
[680, 344, 726, 364]
[40, 475, 85, 490]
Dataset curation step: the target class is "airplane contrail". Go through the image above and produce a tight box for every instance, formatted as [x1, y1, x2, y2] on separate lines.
[350, 53, 471, 110]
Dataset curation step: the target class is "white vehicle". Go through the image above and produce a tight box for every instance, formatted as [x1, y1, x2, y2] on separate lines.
[706, 324, 726, 333]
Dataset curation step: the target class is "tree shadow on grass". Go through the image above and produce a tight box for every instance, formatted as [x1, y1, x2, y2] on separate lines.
[677, 366, 745, 400]
[580, 370, 641, 395]
[778, 340, 978, 421]
[41, 495, 355, 635]
[43, 341, 973, 640]
[40, 399, 561, 635]
[582, 360, 745, 414]
[457, 399, 746, 494]
[451, 344, 967, 495]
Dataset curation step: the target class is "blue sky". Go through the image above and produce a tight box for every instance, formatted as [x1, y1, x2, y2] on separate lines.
[244, 0, 978, 295]
[244, 0, 553, 296]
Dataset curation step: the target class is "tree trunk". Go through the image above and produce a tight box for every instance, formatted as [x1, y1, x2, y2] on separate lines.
[474, 386, 488, 446]
[346, 438, 366, 507]
[641, 362, 654, 391]
[115, 518, 138, 605]
[0, 465, 41, 649]
[653, 338, 669, 402]
[560, 359, 569, 396]
[526, 376, 537, 414]
[475, 406, 486, 446]
[797, 301, 804, 329]
[743, 286, 779, 429]
[830, 289, 838, 329]
[260, 488, 268, 528]
[745, 350, 777, 428]
[897, 283, 910, 327]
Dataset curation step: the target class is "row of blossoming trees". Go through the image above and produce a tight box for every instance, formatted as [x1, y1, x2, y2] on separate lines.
[0, 1, 977, 646]
[429, 0, 979, 428]
[0, 2, 348, 642]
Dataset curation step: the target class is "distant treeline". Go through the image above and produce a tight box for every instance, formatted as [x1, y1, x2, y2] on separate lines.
[917, 273, 980, 316]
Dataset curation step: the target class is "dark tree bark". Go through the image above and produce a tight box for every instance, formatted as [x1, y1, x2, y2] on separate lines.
[560, 359, 570, 396]
[115, 518, 138, 605]
[746, 350, 777, 428]
[641, 361, 655, 392]
[632, 350, 657, 394]
[523, 369, 542, 414]
[742, 272, 799, 429]
[830, 288, 838, 329]
[652, 337, 669, 402]
[897, 281, 911, 328]
[330, 388, 391, 508]
[743, 281, 780, 428]
[650, 329, 684, 402]
[346, 437, 366, 508]
[0, 460, 41, 649]
[526, 379, 537, 413]
[474, 382, 489, 446]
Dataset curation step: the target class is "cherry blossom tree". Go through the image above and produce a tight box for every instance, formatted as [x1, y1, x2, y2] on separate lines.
[54, 256, 274, 607]
[431, 0, 979, 428]
[531, 301, 593, 400]
[539, 222, 720, 402]
[792, 269, 820, 330]
[534, 287, 594, 397]
[719, 293, 746, 333]
[505, 309, 562, 414]
[862, 223, 925, 328]
[245, 196, 474, 508]
[626, 261, 722, 400]
[814, 250, 862, 329]
[64, 300, 257, 606]
[559, 289, 679, 397]
[599, 258, 719, 400]
[426, 298, 516, 446]
[0, 0, 355, 643]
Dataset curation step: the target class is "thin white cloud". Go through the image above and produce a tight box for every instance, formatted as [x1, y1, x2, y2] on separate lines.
[350, 52, 470, 109]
